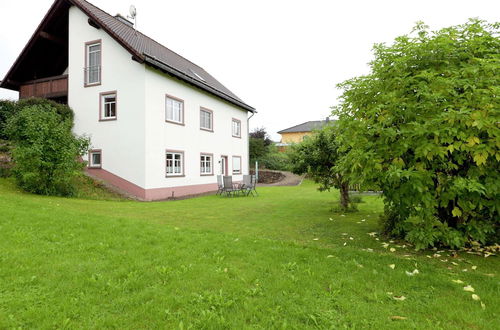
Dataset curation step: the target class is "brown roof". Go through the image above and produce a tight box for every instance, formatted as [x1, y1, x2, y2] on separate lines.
[1, 0, 255, 112]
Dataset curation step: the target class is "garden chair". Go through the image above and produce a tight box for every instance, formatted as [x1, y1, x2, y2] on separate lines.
[216, 175, 224, 195]
[222, 176, 239, 197]
[242, 175, 258, 196]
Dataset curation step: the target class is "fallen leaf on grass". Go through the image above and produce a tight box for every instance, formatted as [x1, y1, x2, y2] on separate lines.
[471, 266, 477, 270]
[329, 218, 333, 221]
[405, 269, 419, 276]
[389, 264, 395, 269]
[451, 262, 459, 266]
[341, 214, 346, 217]
[390, 316, 407, 321]
[313, 238, 319, 241]
[368, 232, 377, 237]
[433, 253, 441, 258]
[361, 219, 366, 222]
[463, 285, 475, 292]
[452, 279, 464, 284]
[481, 302, 486, 310]
[393, 295, 406, 301]
[390, 248, 396, 252]
[471, 294, 480, 301]
[326, 255, 334, 258]
[343, 242, 347, 246]
[349, 237, 354, 240]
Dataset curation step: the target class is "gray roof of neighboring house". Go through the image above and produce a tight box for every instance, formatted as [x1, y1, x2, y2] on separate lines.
[278, 120, 335, 134]
[1, 0, 255, 112]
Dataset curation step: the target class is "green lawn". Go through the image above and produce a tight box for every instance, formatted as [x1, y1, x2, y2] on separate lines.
[0, 178, 498, 329]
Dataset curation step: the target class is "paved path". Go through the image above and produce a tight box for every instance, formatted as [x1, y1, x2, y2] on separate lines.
[257, 170, 304, 187]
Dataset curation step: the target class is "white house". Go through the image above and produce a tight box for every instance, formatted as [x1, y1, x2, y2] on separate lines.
[1, 0, 255, 200]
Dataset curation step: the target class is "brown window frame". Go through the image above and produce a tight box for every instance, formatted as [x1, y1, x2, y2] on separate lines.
[99, 91, 117, 121]
[232, 155, 242, 174]
[88, 149, 102, 168]
[165, 149, 185, 177]
[232, 118, 241, 138]
[165, 94, 185, 126]
[84, 39, 102, 87]
[200, 107, 214, 132]
[200, 153, 214, 176]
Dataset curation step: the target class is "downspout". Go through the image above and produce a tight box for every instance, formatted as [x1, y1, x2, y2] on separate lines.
[247, 111, 255, 174]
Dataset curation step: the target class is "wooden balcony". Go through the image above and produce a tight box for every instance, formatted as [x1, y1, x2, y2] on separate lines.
[19, 74, 68, 99]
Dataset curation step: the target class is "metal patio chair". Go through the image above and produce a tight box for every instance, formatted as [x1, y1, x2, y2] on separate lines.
[216, 175, 224, 195]
[242, 174, 258, 196]
[222, 176, 239, 197]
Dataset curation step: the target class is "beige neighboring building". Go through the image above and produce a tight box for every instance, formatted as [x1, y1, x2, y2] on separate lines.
[276, 118, 334, 151]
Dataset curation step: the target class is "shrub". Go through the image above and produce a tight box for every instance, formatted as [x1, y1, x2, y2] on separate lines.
[0, 98, 73, 140]
[334, 20, 500, 249]
[5, 104, 89, 196]
[0, 100, 17, 139]
[257, 151, 291, 171]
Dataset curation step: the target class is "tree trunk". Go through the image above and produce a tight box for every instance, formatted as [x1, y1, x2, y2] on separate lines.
[340, 181, 350, 210]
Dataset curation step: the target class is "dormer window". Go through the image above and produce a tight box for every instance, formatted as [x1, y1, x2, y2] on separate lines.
[85, 40, 101, 86]
[189, 69, 206, 82]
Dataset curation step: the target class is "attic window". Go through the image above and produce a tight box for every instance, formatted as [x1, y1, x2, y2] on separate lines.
[189, 69, 205, 82]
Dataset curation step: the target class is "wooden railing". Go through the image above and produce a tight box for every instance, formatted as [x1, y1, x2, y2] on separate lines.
[19, 75, 68, 99]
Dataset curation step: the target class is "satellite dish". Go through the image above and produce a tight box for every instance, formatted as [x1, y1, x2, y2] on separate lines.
[129, 5, 137, 19]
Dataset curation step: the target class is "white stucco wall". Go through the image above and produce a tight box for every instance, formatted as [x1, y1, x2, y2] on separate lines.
[144, 67, 249, 190]
[68, 6, 147, 187]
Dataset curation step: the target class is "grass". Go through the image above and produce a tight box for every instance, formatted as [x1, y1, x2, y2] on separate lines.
[0, 178, 498, 329]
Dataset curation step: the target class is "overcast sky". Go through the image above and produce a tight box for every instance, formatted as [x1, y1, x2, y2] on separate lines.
[0, 0, 498, 140]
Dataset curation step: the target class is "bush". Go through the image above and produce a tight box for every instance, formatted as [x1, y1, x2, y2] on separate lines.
[5, 104, 89, 196]
[257, 151, 291, 171]
[334, 20, 500, 249]
[0, 100, 17, 139]
[1, 98, 74, 140]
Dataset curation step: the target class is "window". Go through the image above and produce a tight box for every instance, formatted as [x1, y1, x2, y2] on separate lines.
[200, 154, 213, 175]
[100, 92, 117, 120]
[85, 40, 101, 86]
[232, 156, 241, 174]
[232, 119, 241, 138]
[200, 108, 213, 131]
[189, 69, 206, 82]
[88, 150, 102, 168]
[166, 151, 184, 176]
[165, 95, 184, 124]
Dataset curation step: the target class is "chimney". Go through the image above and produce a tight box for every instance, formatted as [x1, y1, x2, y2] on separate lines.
[115, 14, 134, 27]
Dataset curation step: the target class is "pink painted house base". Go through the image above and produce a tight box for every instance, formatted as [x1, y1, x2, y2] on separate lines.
[87, 168, 218, 201]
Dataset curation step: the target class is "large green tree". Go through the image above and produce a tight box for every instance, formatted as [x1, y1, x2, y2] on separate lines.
[333, 19, 500, 248]
[289, 126, 351, 210]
